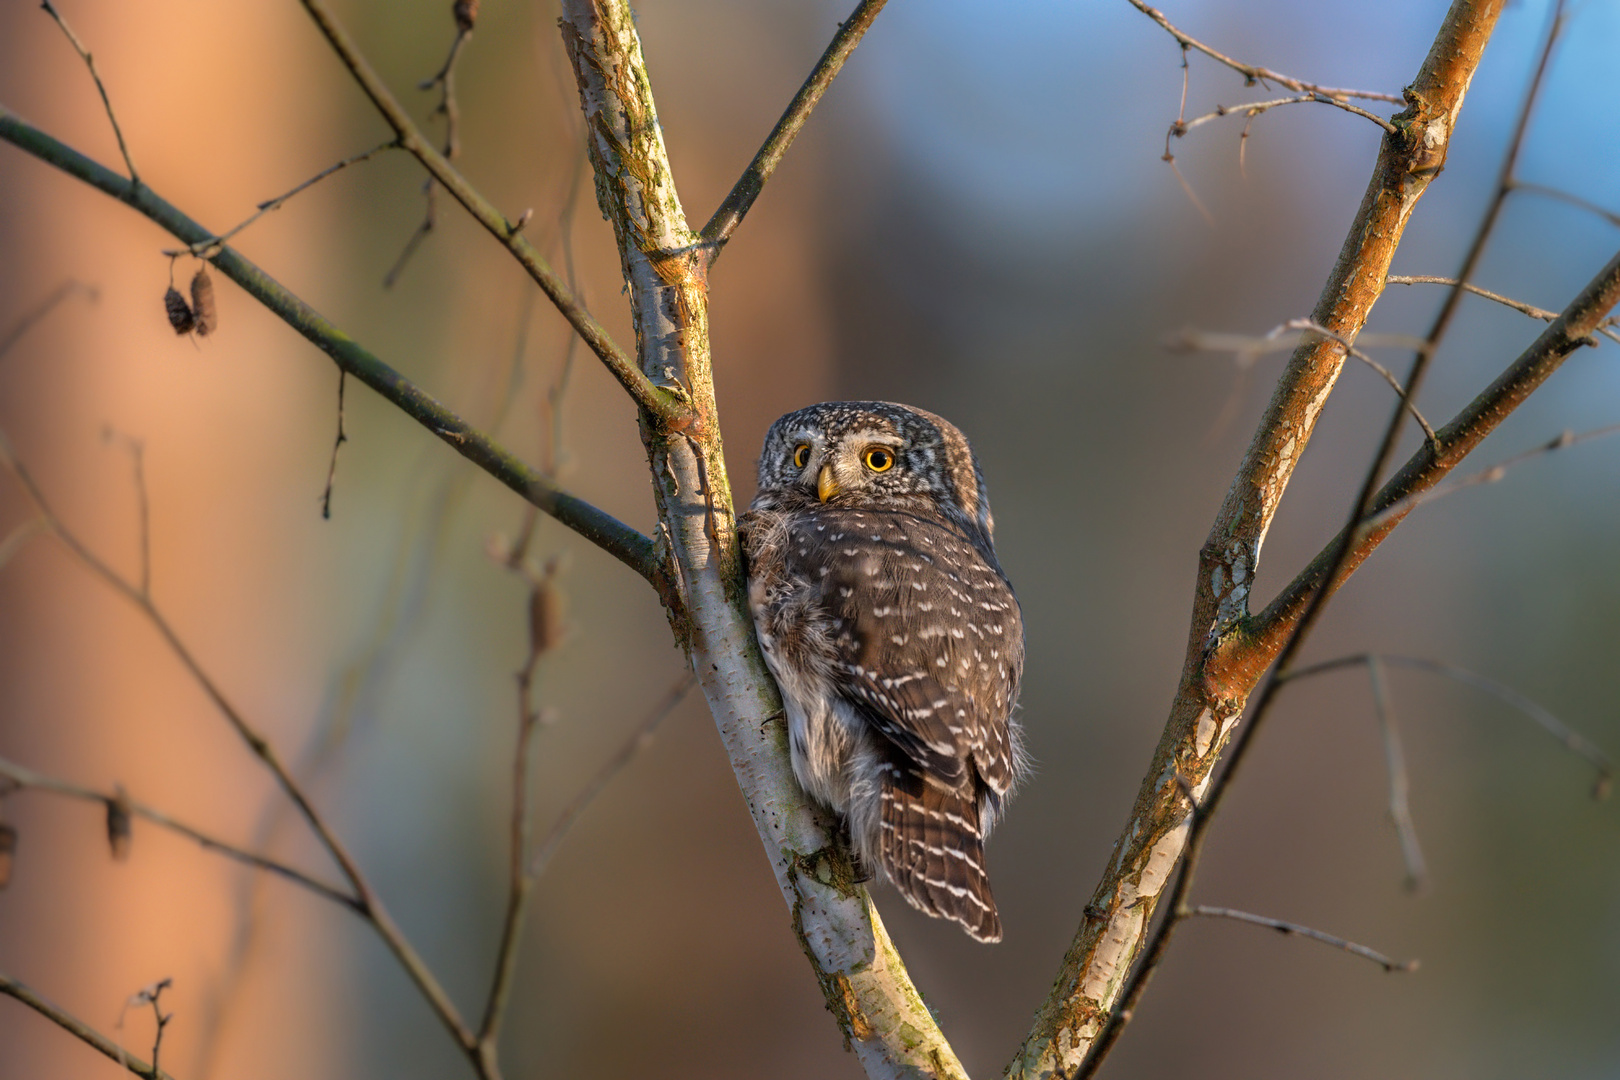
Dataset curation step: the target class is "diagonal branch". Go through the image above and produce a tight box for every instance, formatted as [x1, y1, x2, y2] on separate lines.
[294, 0, 692, 431]
[1010, 4, 1508, 1076]
[0, 108, 667, 591]
[699, 0, 888, 263]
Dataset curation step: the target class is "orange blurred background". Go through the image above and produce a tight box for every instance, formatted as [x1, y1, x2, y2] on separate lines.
[2, 1, 1618, 1078]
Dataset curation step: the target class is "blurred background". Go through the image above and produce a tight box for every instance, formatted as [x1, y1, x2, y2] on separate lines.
[1, 0, 1617, 1077]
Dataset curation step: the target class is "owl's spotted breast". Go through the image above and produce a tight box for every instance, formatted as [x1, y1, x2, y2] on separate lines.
[743, 401, 1027, 942]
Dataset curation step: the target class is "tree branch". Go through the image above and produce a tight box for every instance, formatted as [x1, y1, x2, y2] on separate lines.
[699, 0, 888, 263]
[294, 0, 692, 430]
[557, 3, 961, 1074]
[1187, 906, 1417, 972]
[1126, 0, 1403, 103]
[0, 434, 482, 1062]
[1248, 244, 1620, 675]
[1009, 4, 1508, 1075]
[0, 107, 666, 589]
[0, 753, 358, 910]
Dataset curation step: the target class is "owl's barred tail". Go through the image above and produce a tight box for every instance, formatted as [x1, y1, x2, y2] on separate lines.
[879, 771, 1002, 943]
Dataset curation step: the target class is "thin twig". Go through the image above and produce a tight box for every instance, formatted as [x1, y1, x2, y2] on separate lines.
[528, 672, 695, 878]
[0, 436, 480, 1055]
[0, 972, 177, 1080]
[1284, 654, 1613, 799]
[101, 429, 151, 596]
[1181, 93, 1397, 137]
[1363, 422, 1620, 535]
[1125, 0, 1402, 103]
[1511, 180, 1620, 230]
[166, 140, 397, 259]
[295, 0, 689, 428]
[1387, 275, 1620, 345]
[0, 753, 358, 908]
[699, 0, 888, 262]
[385, 11, 473, 287]
[1189, 906, 1418, 972]
[1366, 657, 1427, 892]
[1169, 321, 1440, 447]
[0, 279, 98, 362]
[40, 0, 139, 186]
[0, 110, 669, 586]
[320, 369, 348, 519]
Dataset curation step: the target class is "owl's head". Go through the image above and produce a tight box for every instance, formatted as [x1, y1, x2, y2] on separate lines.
[755, 401, 996, 540]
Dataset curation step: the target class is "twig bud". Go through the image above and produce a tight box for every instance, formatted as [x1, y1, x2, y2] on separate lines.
[454, 0, 479, 32]
[190, 266, 218, 336]
[163, 287, 195, 334]
[107, 784, 132, 861]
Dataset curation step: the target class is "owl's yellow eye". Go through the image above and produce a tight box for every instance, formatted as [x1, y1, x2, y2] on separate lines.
[793, 444, 812, 469]
[864, 447, 895, 472]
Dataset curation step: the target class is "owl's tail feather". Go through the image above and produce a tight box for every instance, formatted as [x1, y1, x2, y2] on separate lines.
[879, 771, 1002, 943]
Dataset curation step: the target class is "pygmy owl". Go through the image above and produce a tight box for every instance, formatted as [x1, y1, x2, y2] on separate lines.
[740, 401, 1026, 942]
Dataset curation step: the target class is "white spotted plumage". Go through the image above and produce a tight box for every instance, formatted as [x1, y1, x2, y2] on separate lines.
[739, 401, 1027, 942]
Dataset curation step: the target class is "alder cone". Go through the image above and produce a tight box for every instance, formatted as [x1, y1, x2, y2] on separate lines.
[190, 266, 218, 336]
[454, 0, 479, 32]
[163, 286, 195, 334]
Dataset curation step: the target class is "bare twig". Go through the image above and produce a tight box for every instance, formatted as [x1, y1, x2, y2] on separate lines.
[699, 0, 888, 262]
[120, 979, 173, 1079]
[0, 437, 480, 1057]
[1387, 275, 1620, 345]
[40, 1, 138, 186]
[1365, 422, 1620, 533]
[320, 369, 348, 519]
[0, 279, 98, 361]
[0, 972, 177, 1080]
[1511, 180, 1620, 230]
[1189, 906, 1417, 972]
[528, 671, 695, 878]
[0, 754, 357, 908]
[1366, 657, 1427, 891]
[1125, 0, 1402, 103]
[1170, 321, 1440, 447]
[1180, 93, 1397, 138]
[167, 140, 397, 259]
[1284, 654, 1613, 799]
[101, 428, 150, 596]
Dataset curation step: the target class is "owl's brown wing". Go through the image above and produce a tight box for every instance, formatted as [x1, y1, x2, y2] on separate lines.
[786, 509, 1024, 793]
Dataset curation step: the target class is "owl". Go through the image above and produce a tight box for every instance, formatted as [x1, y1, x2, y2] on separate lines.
[740, 401, 1026, 942]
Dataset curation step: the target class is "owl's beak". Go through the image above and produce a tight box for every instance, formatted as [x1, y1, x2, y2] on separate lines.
[817, 464, 839, 503]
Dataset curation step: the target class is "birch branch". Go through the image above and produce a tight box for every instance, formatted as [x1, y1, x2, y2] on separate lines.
[557, 3, 960, 1075]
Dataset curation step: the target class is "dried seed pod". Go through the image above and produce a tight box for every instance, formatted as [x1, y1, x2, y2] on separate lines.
[164, 287, 195, 335]
[0, 821, 15, 890]
[454, 0, 479, 32]
[190, 266, 218, 337]
[107, 785, 133, 862]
